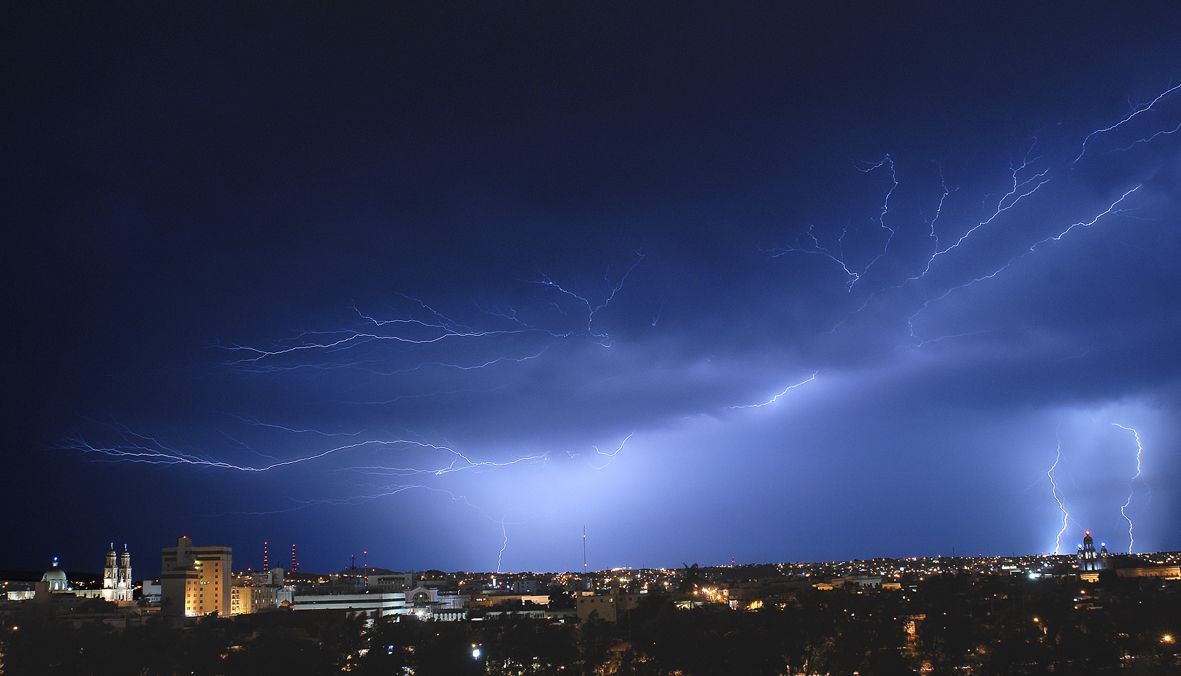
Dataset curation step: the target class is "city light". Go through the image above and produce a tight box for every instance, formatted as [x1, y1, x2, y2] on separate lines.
[7, 5, 1181, 676]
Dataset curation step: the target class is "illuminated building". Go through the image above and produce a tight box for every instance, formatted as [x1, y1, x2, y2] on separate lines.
[292, 591, 407, 617]
[39, 557, 69, 592]
[100, 543, 134, 602]
[230, 584, 254, 615]
[1114, 566, 1181, 580]
[1076, 530, 1108, 572]
[141, 579, 162, 604]
[161, 536, 232, 618]
[576, 591, 641, 623]
[230, 567, 288, 614]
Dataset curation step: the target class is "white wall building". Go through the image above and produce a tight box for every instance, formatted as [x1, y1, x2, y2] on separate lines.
[293, 592, 408, 618]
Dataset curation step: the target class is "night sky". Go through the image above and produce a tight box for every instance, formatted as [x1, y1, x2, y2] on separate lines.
[5, 3, 1181, 577]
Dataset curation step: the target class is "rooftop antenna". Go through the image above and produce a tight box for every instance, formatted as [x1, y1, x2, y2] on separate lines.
[582, 525, 587, 573]
[263, 540, 269, 571]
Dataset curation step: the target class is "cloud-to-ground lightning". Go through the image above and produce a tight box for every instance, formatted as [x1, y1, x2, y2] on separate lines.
[1112, 423, 1144, 554]
[728, 372, 818, 409]
[497, 519, 509, 573]
[1074, 81, 1181, 163]
[1046, 426, 1070, 555]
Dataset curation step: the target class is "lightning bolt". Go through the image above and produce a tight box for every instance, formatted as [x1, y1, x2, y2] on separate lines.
[497, 518, 509, 573]
[60, 429, 548, 476]
[589, 432, 637, 470]
[64, 421, 640, 570]
[909, 185, 1141, 343]
[768, 224, 862, 289]
[1046, 426, 1070, 555]
[1074, 81, 1181, 163]
[533, 250, 645, 346]
[925, 161, 955, 252]
[1112, 423, 1144, 554]
[728, 372, 818, 409]
[1112, 121, 1181, 152]
[768, 155, 896, 291]
[911, 140, 1050, 280]
[224, 252, 643, 376]
[853, 154, 900, 285]
[232, 416, 362, 437]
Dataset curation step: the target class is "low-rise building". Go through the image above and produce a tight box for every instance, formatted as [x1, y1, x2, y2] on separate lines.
[576, 592, 641, 623]
[293, 592, 407, 618]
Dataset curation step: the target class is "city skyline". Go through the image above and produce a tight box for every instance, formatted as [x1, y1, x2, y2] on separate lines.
[5, 3, 1181, 575]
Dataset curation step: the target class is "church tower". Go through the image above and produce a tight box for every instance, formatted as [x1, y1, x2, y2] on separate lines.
[1077, 530, 1104, 571]
[118, 544, 132, 591]
[102, 542, 134, 602]
[103, 543, 118, 591]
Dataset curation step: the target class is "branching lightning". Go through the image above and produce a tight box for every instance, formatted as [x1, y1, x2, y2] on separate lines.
[1112, 423, 1144, 554]
[1074, 81, 1181, 163]
[533, 250, 645, 346]
[768, 225, 862, 288]
[910, 140, 1050, 280]
[908, 185, 1141, 343]
[925, 161, 955, 251]
[223, 252, 644, 374]
[768, 155, 896, 291]
[56, 66, 1181, 573]
[60, 433, 547, 476]
[64, 419, 643, 569]
[853, 154, 900, 284]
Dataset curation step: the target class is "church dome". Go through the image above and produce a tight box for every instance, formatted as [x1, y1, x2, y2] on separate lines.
[42, 565, 66, 582]
[41, 557, 68, 590]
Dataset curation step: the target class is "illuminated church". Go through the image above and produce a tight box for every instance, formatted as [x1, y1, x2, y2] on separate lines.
[101, 543, 134, 602]
[1077, 530, 1109, 572]
[40, 556, 69, 591]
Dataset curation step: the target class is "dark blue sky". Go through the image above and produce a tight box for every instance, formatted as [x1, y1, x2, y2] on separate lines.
[4, 2, 1181, 576]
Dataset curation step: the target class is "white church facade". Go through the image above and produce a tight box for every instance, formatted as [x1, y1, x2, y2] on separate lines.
[101, 543, 134, 602]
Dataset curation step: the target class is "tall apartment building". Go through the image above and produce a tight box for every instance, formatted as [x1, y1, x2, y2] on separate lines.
[161, 536, 232, 617]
